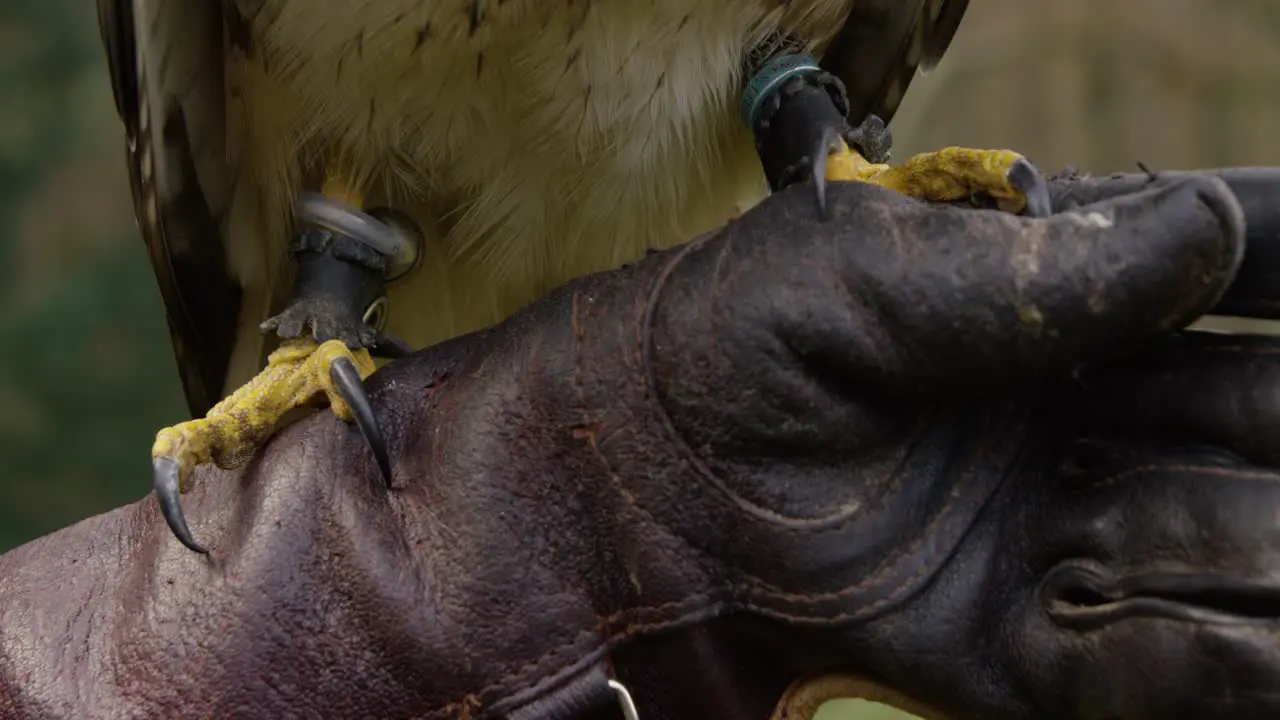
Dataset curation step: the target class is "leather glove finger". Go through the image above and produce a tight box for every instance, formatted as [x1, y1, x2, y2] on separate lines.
[1047, 166, 1280, 320]
[647, 174, 1244, 457]
[992, 408, 1280, 720]
[1074, 331, 1280, 468]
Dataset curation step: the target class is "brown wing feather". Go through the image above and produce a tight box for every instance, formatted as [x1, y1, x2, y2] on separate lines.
[822, 0, 970, 129]
[96, 0, 243, 418]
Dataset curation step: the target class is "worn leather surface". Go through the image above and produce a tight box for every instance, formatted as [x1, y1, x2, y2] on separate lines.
[2, 171, 1279, 719]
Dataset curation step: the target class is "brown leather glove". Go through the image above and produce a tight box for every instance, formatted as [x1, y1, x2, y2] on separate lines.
[0, 170, 1275, 720]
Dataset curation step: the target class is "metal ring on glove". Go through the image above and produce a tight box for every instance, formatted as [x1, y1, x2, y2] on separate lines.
[739, 52, 822, 129]
[362, 296, 389, 332]
[609, 679, 640, 720]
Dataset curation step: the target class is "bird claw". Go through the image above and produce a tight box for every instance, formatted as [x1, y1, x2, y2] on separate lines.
[1007, 157, 1053, 218]
[811, 125, 842, 220]
[329, 355, 392, 486]
[147, 338, 393, 554]
[811, 114, 895, 221]
[152, 456, 209, 554]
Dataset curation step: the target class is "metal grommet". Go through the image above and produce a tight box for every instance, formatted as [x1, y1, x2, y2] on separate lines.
[608, 679, 640, 720]
[362, 296, 389, 332]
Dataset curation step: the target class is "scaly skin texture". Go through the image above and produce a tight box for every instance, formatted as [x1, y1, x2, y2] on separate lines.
[151, 338, 375, 492]
[149, 172, 396, 553]
[747, 71, 1049, 220]
[5, 171, 1280, 719]
[828, 145, 1036, 213]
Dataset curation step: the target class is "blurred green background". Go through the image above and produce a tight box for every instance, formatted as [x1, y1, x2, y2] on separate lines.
[1, 2, 1277, 717]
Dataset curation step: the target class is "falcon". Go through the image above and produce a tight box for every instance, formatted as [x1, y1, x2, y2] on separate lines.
[96, 0, 1047, 553]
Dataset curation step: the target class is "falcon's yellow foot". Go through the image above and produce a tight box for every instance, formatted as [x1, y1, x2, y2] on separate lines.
[823, 140, 1053, 218]
[741, 60, 1051, 220]
[151, 338, 388, 553]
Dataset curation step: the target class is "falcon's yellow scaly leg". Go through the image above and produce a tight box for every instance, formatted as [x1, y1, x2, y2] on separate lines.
[152, 339, 376, 490]
[824, 141, 1052, 217]
[742, 54, 1051, 219]
[152, 162, 399, 554]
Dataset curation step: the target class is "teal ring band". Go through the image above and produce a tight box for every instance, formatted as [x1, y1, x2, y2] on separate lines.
[740, 53, 822, 129]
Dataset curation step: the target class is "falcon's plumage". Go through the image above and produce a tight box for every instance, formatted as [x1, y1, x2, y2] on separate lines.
[97, 0, 1043, 552]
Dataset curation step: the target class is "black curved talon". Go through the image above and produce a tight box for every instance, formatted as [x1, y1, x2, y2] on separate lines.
[269, 225, 394, 486]
[749, 63, 887, 222]
[330, 356, 392, 485]
[810, 125, 843, 220]
[1008, 158, 1053, 218]
[152, 456, 209, 554]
